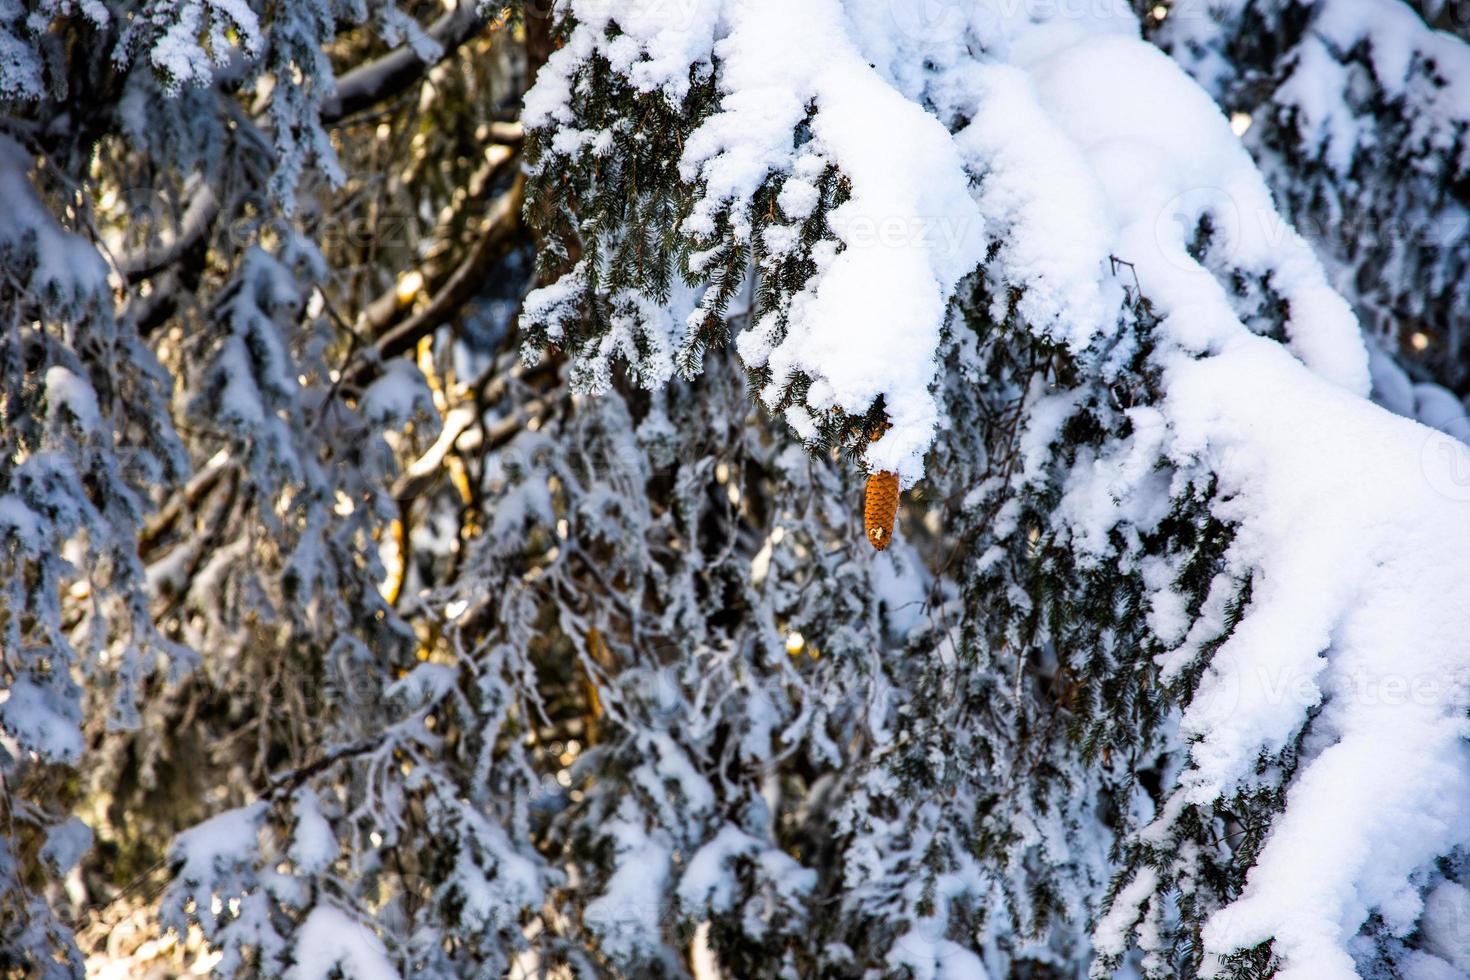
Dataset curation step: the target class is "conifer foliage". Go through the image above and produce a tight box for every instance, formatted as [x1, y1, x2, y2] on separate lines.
[520, 2, 1470, 977]
[0, 1, 1468, 979]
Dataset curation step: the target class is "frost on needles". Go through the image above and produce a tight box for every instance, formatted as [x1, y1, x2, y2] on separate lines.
[524, 1, 1470, 976]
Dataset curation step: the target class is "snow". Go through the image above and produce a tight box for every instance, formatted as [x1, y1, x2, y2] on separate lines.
[1163, 336, 1470, 977]
[523, 0, 722, 119]
[887, 932, 992, 980]
[284, 905, 398, 980]
[699, 0, 988, 481]
[584, 806, 671, 961]
[677, 823, 816, 916]
[373, 4, 443, 63]
[2, 3, 105, 99]
[1418, 881, 1470, 974]
[0, 0, 1455, 975]
[1160, 0, 1470, 443]
[436, 801, 546, 938]
[120, 0, 264, 92]
[586, 291, 681, 393]
[1093, 866, 1159, 962]
[528, 1, 1470, 973]
[384, 662, 457, 708]
[1016, 32, 1367, 394]
[528, 0, 988, 484]
[0, 11, 44, 100]
[486, 457, 556, 542]
[0, 494, 42, 549]
[1272, 36, 1359, 177]
[971, 14, 1470, 974]
[1400, 951, 1468, 980]
[528, 0, 1380, 487]
[161, 800, 271, 956]
[0, 677, 84, 763]
[633, 731, 717, 822]
[0, 135, 109, 305]
[40, 818, 93, 876]
[359, 359, 434, 426]
[952, 62, 1114, 352]
[45, 366, 101, 434]
[1312, 0, 1470, 106]
[869, 547, 928, 636]
[969, 12, 1470, 975]
[1413, 384, 1470, 444]
[1367, 341, 1419, 419]
[288, 790, 336, 875]
[169, 803, 267, 892]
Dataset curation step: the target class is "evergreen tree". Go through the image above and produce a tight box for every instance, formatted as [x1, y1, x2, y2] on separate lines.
[0, 2, 1467, 979]
[1153, 0, 1470, 408]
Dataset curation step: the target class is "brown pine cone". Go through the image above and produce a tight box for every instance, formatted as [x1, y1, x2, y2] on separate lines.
[864, 471, 900, 551]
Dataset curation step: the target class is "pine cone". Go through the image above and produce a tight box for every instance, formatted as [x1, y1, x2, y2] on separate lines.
[864, 471, 900, 551]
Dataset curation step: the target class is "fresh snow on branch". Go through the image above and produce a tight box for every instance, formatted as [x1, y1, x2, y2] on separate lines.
[527, 0, 990, 482]
[2, 0, 1468, 975]
[1159, 0, 1470, 404]
[525, 1, 1470, 974]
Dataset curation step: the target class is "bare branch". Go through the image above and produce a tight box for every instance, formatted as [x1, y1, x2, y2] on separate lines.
[323, 1, 491, 124]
